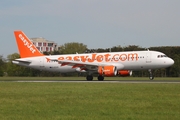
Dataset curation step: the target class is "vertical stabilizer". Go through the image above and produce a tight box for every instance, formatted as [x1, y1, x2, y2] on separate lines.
[14, 31, 44, 58]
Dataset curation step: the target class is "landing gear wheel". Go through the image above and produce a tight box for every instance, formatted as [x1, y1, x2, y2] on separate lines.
[148, 69, 154, 80]
[149, 76, 154, 80]
[97, 75, 104, 81]
[86, 75, 93, 81]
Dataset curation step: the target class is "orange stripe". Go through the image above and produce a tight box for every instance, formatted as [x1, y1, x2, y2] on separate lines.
[61, 62, 71, 66]
[72, 64, 84, 68]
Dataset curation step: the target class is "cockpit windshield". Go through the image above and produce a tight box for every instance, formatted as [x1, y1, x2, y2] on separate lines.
[157, 55, 167, 58]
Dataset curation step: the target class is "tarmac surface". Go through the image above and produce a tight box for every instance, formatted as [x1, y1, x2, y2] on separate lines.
[1, 80, 180, 83]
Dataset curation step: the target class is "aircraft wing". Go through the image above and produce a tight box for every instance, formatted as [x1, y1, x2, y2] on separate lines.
[57, 59, 124, 70]
[58, 59, 117, 66]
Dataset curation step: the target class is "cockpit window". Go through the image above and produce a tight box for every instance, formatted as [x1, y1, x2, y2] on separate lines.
[157, 55, 167, 58]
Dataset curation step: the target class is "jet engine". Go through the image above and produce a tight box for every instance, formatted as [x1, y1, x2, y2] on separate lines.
[98, 66, 117, 77]
[118, 70, 132, 77]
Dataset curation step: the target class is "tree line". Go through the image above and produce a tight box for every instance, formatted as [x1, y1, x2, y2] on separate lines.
[0, 42, 179, 77]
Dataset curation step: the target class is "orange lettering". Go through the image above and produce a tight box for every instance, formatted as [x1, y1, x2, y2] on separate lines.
[104, 54, 111, 62]
[96, 55, 103, 62]
[88, 54, 97, 62]
[120, 54, 127, 61]
[113, 54, 119, 62]
[80, 56, 88, 62]
[74, 56, 79, 61]
[66, 56, 72, 60]
[58, 57, 64, 61]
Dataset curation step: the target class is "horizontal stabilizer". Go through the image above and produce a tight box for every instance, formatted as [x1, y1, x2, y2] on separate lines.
[12, 59, 31, 65]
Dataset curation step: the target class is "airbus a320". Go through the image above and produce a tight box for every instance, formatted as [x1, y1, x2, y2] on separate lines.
[12, 31, 174, 80]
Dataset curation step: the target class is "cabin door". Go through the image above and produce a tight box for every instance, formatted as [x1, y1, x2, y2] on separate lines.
[146, 52, 151, 63]
[39, 57, 45, 70]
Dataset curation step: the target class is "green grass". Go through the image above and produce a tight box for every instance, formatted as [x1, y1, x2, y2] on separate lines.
[0, 82, 180, 120]
[0, 76, 180, 81]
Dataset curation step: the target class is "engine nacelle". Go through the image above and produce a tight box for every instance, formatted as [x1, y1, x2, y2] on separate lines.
[118, 70, 132, 77]
[98, 66, 117, 77]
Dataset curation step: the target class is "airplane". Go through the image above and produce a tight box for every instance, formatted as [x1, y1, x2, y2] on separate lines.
[12, 30, 174, 80]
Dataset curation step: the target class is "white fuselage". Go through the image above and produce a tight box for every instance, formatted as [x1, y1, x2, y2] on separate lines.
[13, 51, 174, 73]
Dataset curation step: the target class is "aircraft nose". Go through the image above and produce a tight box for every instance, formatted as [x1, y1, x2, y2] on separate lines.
[168, 58, 174, 66]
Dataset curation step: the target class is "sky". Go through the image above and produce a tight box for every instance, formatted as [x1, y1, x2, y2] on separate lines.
[0, 0, 180, 58]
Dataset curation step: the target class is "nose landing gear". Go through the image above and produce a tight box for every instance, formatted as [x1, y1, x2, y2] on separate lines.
[148, 69, 154, 80]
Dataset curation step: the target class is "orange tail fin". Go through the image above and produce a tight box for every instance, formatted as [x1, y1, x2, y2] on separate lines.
[14, 31, 44, 58]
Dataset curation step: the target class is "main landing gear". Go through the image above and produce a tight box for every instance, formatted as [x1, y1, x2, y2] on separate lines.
[86, 70, 155, 81]
[86, 75, 104, 81]
[97, 75, 104, 81]
[86, 75, 93, 81]
[148, 69, 154, 80]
